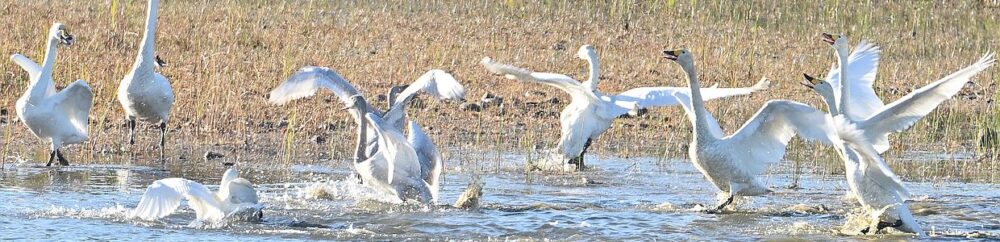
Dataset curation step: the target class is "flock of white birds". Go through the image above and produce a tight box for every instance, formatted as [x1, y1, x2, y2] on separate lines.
[8, 0, 995, 237]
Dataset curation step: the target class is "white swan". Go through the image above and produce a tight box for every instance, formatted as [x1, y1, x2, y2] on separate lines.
[268, 66, 464, 203]
[801, 80, 924, 236]
[800, 52, 994, 236]
[818, 33, 890, 151]
[356, 100, 435, 203]
[481, 45, 770, 171]
[12, 23, 93, 167]
[662, 49, 840, 211]
[131, 167, 262, 223]
[117, 0, 175, 158]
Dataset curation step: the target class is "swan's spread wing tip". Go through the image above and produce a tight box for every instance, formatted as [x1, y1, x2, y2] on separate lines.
[269, 66, 361, 106]
[752, 77, 771, 91]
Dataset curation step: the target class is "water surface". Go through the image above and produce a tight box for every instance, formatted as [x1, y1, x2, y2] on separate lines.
[1, 155, 997, 241]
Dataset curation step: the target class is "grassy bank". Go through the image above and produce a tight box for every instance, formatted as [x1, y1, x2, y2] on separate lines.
[0, 0, 997, 182]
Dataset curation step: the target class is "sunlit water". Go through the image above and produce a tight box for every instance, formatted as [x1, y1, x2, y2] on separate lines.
[1, 155, 998, 241]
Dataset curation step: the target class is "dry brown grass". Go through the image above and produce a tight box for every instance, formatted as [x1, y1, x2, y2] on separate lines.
[0, 1, 997, 182]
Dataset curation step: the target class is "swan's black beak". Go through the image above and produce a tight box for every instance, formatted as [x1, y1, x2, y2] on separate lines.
[662, 50, 680, 61]
[800, 74, 818, 89]
[58, 30, 74, 46]
[155, 55, 167, 68]
[821, 33, 838, 45]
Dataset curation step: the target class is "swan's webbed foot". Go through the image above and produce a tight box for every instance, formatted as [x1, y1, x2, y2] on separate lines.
[55, 149, 69, 166]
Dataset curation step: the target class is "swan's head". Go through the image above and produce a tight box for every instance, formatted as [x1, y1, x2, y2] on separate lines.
[801, 74, 835, 97]
[662, 48, 694, 68]
[821, 33, 849, 54]
[49, 23, 75, 46]
[576, 45, 597, 60]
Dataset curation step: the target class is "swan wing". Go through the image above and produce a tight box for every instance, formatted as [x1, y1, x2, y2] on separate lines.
[52, 80, 94, 134]
[669, 91, 726, 138]
[224, 178, 259, 205]
[10, 54, 42, 81]
[384, 69, 466, 129]
[607, 78, 770, 117]
[720, 100, 839, 175]
[407, 121, 442, 202]
[269, 66, 379, 111]
[839, 128, 911, 200]
[481, 57, 600, 103]
[858, 52, 995, 152]
[825, 41, 884, 120]
[131, 178, 226, 221]
[365, 113, 422, 184]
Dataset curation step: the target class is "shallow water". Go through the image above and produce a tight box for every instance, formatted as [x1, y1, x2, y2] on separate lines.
[1, 155, 998, 241]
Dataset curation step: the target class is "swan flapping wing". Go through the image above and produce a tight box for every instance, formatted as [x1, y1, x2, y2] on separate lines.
[269, 66, 371, 109]
[607, 78, 770, 118]
[394, 69, 466, 105]
[383, 69, 466, 129]
[407, 121, 442, 202]
[131, 178, 226, 221]
[670, 91, 727, 138]
[858, 52, 995, 152]
[52, 80, 94, 134]
[837, 125, 911, 200]
[222, 178, 259, 205]
[720, 100, 839, 175]
[481, 57, 600, 103]
[10, 54, 42, 81]
[365, 113, 422, 185]
[825, 41, 884, 120]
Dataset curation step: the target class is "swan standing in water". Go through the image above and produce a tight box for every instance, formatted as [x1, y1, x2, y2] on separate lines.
[131, 167, 262, 223]
[481, 45, 769, 171]
[801, 51, 995, 236]
[355, 97, 435, 203]
[662, 49, 840, 212]
[268, 66, 464, 203]
[117, 0, 175, 158]
[12, 23, 93, 167]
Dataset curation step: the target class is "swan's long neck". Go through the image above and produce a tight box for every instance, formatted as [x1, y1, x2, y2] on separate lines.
[819, 90, 840, 116]
[681, 60, 713, 139]
[584, 52, 600, 91]
[27, 34, 60, 101]
[131, 0, 159, 75]
[835, 47, 850, 116]
[353, 106, 369, 163]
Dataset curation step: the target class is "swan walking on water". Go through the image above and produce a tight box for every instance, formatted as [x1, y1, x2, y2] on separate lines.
[131, 167, 262, 223]
[117, 0, 175, 159]
[481, 45, 769, 171]
[802, 45, 995, 235]
[12, 23, 93, 166]
[268, 66, 464, 203]
[662, 49, 840, 212]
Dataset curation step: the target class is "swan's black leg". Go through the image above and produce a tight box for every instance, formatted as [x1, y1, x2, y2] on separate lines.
[56, 149, 69, 166]
[46, 150, 57, 167]
[708, 194, 735, 213]
[569, 139, 593, 171]
[158, 122, 167, 160]
[126, 118, 136, 145]
[860, 220, 902, 234]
